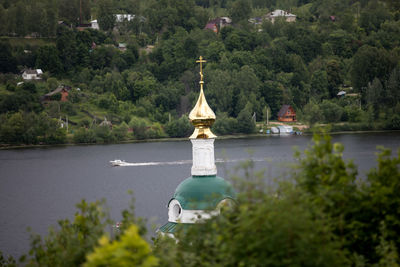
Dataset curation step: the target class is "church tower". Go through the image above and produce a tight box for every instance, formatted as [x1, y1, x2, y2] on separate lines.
[159, 57, 235, 235]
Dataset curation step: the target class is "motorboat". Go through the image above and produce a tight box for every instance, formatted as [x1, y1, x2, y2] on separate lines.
[270, 127, 279, 134]
[277, 125, 293, 134]
[269, 125, 295, 135]
[110, 159, 127, 166]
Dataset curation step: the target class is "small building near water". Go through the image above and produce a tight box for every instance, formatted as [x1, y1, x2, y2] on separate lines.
[277, 104, 297, 122]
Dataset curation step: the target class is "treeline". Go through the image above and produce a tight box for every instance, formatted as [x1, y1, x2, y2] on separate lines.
[0, 0, 400, 145]
[1, 134, 400, 266]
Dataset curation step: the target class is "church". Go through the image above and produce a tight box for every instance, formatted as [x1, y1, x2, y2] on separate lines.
[159, 57, 236, 236]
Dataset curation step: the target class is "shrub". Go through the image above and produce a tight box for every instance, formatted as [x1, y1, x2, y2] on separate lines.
[164, 115, 193, 138]
[212, 113, 239, 135]
[73, 127, 96, 143]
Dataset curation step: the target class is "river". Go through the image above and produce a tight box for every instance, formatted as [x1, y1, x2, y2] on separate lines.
[0, 132, 399, 258]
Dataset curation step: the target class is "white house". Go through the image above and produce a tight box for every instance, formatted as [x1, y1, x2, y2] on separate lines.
[115, 14, 135, 22]
[91, 20, 99, 30]
[22, 69, 43, 80]
[265, 9, 296, 23]
[115, 14, 146, 23]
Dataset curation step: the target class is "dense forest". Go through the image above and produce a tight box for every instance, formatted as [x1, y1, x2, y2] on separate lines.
[0, 0, 400, 145]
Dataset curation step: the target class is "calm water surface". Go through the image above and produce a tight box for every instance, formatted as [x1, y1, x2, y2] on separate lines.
[1, 132, 399, 258]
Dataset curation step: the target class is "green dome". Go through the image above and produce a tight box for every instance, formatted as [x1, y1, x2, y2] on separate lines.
[173, 175, 235, 210]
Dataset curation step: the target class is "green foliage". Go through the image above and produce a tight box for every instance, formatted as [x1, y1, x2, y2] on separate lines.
[357, 148, 400, 262]
[0, 41, 17, 73]
[112, 121, 129, 141]
[212, 112, 238, 135]
[229, 0, 251, 22]
[84, 225, 158, 267]
[237, 105, 256, 134]
[24, 199, 111, 266]
[35, 45, 61, 74]
[0, 251, 16, 267]
[351, 45, 397, 92]
[73, 127, 97, 143]
[129, 116, 149, 140]
[0, 111, 67, 144]
[94, 125, 115, 143]
[320, 100, 343, 123]
[303, 100, 323, 125]
[164, 115, 193, 138]
[97, 0, 115, 31]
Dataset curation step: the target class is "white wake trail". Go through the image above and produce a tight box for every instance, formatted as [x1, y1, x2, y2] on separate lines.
[112, 158, 267, 167]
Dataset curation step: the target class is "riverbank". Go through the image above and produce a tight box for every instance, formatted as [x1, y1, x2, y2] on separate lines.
[2, 129, 400, 150]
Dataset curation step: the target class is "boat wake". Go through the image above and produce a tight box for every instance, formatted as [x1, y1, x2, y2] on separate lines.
[110, 158, 267, 167]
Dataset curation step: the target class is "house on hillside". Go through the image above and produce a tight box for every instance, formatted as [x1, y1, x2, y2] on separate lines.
[115, 14, 146, 23]
[22, 69, 43, 80]
[76, 20, 99, 31]
[77, 23, 92, 31]
[118, 43, 127, 51]
[277, 105, 297, 122]
[99, 117, 112, 128]
[204, 17, 232, 33]
[115, 14, 135, 22]
[91, 20, 99, 30]
[264, 9, 296, 23]
[248, 17, 263, 25]
[41, 85, 71, 102]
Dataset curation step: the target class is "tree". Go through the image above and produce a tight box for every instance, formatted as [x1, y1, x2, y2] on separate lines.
[303, 101, 323, 125]
[326, 60, 343, 98]
[23, 200, 112, 266]
[73, 128, 97, 143]
[97, 0, 115, 31]
[0, 111, 25, 144]
[112, 122, 129, 141]
[385, 67, 400, 107]
[229, 0, 251, 22]
[212, 113, 238, 135]
[359, 1, 390, 33]
[164, 115, 193, 138]
[35, 45, 62, 74]
[128, 117, 145, 140]
[84, 225, 158, 267]
[366, 78, 383, 118]
[15, 2, 26, 36]
[56, 27, 78, 72]
[311, 70, 329, 101]
[320, 100, 343, 123]
[0, 5, 7, 35]
[0, 41, 17, 73]
[237, 105, 256, 134]
[260, 81, 284, 119]
[351, 45, 397, 93]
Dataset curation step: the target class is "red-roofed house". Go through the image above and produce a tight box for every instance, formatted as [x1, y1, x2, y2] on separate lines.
[277, 105, 297, 122]
[204, 17, 232, 33]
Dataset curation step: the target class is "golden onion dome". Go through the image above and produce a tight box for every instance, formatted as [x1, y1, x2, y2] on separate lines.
[189, 56, 217, 139]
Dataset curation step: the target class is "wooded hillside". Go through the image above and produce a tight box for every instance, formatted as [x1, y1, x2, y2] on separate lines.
[0, 0, 399, 144]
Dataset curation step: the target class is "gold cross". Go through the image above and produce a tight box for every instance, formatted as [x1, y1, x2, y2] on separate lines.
[196, 56, 206, 82]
